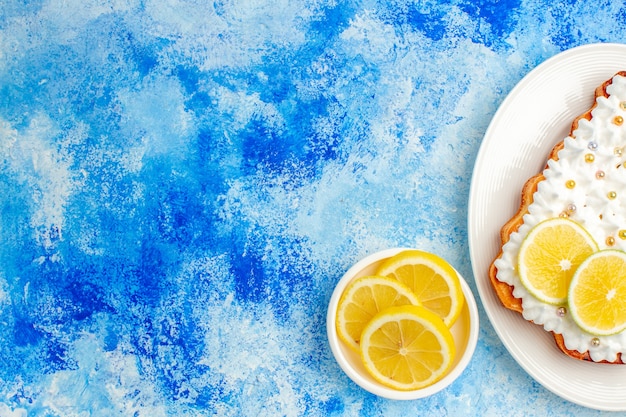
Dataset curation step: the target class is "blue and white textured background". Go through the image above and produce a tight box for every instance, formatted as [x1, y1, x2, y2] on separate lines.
[1, 1, 625, 416]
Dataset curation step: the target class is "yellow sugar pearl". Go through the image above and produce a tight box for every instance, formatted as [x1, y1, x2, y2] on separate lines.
[615, 147, 623, 156]
[607, 236, 616, 246]
[615, 116, 624, 126]
[559, 211, 569, 218]
[608, 191, 618, 200]
[565, 180, 576, 189]
[619, 230, 626, 240]
[584, 153, 595, 163]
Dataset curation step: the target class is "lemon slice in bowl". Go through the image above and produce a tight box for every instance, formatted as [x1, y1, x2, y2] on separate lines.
[568, 250, 626, 336]
[517, 218, 598, 305]
[375, 250, 464, 327]
[335, 275, 420, 352]
[360, 305, 456, 391]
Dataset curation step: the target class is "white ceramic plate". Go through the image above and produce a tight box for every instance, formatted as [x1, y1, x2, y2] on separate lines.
[468, 43, 626, 411]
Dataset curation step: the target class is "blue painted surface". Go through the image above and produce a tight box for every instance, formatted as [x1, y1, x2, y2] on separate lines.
[0, 1, 624, 415]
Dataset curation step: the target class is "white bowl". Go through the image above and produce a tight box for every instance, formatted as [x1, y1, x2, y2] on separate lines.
[326, 248, 480, 400]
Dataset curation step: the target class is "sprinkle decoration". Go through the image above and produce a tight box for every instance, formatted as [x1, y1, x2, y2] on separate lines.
[565, 180, 576, 189]
[557, 307, 566, 317]
[619, 230, 626, 240]
[585, 153, 595, 163]
[614, 115, 624, 126]
[591, 338, 601, 347]
[606, 236, 616, 246]
[588, 141, 598, 151]
[608, 191, 617, 200]
[596, 170, 606, 179]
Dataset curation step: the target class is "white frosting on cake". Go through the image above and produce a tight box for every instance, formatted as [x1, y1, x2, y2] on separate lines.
[495, 74, 626, 362]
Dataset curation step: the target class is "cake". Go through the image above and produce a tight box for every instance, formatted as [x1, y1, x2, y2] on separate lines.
[490, 71, 626, 364]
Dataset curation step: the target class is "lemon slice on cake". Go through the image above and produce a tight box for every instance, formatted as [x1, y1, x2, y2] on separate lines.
[517, 218, 598, 305]
[360, 305, 455, 391]
[375, 250, 464, 327]
[568, 250, 626, 336]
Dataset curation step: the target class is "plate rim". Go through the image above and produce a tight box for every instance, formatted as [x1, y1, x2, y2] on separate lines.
[468, 42, 626, 411]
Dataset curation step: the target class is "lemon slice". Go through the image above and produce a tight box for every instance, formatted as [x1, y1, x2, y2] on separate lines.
[360, 305, 455, 391]
[375, 250, 464, 327]
[335, 275, 420, 352]
[517, 218, 598, 305]
[568, 250, 626, 336]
